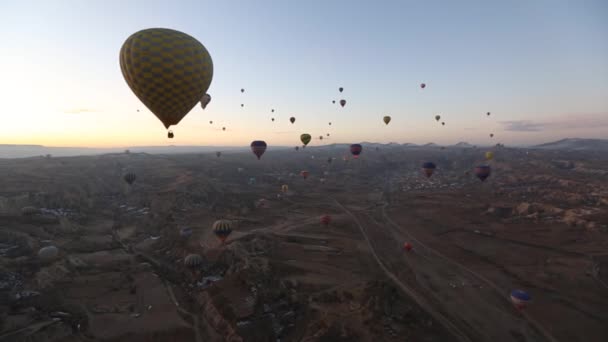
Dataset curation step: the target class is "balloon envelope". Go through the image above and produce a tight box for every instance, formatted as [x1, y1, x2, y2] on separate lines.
[250, 140, 267, 160]
[474, 165, 491, 181]
[120, 28, 213, 129]
[383, 116, 391, 125]
[212, 220, 233, 243]
[340, 99, 346, 107]
[422, 162, 436, 178]
[290, 117, 295, 124]
[300, 134, 312, 146]
[350, 144, 362, 158]
[200, 94, 211, 109]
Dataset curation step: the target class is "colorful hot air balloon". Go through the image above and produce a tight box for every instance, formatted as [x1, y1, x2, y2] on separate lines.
[327, 133, 330, 137]
[290, 117, 296, 124]
[120, 28, 213, 131]
[422, 162, 436, 178]
[281, 184, 289, 193]
[350, 144, 362, 158]
[200, 93, 211, 109]
[510, 290, 531, 310]
[339, 87, 344, 93]
[168, 130, 174, 138]
[271, 118, 275, 122]
[485, 151, 494, 160]
[420, 83, 426, 89]
[124, 172, 136, 185]
[383, 116, 391, 125]
[301, 134, 312, 146]
[250, 140, 267, 160]
[320, 214, 331, 226]
[212, 219, 233, 244]
[474, 165, 491, 181]
[340, 99, 346, 107]
[300, 170, 310, 179]
[216, 151, 221, 158]
[403, 242, 413, 252]
[435, 115, 441, 122]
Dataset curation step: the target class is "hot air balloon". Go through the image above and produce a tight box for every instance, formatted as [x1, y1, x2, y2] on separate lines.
[327, 133, 330, 137]
[222, 127, 226, 131]
[350, 144, 362, 158]
[319, 135, 323, 140]
[180, 227, 193, 238]
[38, 246, 59, 261]
[295, 146, 300, 151]
[340, 99, 346, 107]
[300, 170, 310, 179]
[435, 115, 441, 122]
[271, 118, 275, 122]
[124, 172, 136, 185]
[510, 290, 531, 310]
[120, 28, 213, 132]
[290, 117, 295, 124]
[212, 220, 233, 244]
[383, 116, 391, 125]
[168, 130, 174, 138]
[441, 122, 445, 126]
[216, 151, 221, 158]
[209, 120, 213, 124]
[281, 184, 289, 193]
[422, 162, 436, 178]
[184, 254, 203, 268]
[403, 242, 413, 252]
[241, 104, 244, 107]
[241, 88, 245, 93]
[329, 122, 332, 125]
[200, 93, 211, 109]
[420, 83, 426, 89]
[301, 134, 312, 146]
[339, 87, 344, 93]
[485, 151, 494, 160]
[320, 214, 331, 226]
[490, 133, 494, 138]
[487, 112, 491, 116]
[332, 100, 336, 104]
[271, 109, 275, 113]
[250, 140, 267, 160]
[474, 165, 491, 181]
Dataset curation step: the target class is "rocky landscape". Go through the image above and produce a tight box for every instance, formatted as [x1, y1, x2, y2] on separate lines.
[0, 143, 607, 341]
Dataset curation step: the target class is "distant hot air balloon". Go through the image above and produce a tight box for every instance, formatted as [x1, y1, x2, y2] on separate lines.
[340, 99, 346, 107]
[383, 116, 391, 125]
[222, 127, 226, 131]
[319, 135, 323, 140]
[350, 144, 362, 158]
[281, 184, 289, 193]
[301, 134, 312, 146]
[120, 28, 213, 133]
[271, 109, 275, 113]
[339, 87, 343, 93]
[124, 172, 136, 185]
[241, 104, 244, 107]
[184, 254, 203, 268]
[200, 93, 211, 109]
[300, 170, 310, 179]
[435, 115, 441, 122]
[271, 118, 275, 122]
[250, 140, 267, 160]
[422, 162, 436, 178]
[510, 290, 531, 310]
[487, 112, 491, 117]
[485, 151, 494, 160]
[441, 122, 445, 126]
[474, 165, 491, 181]
[290, 117, 296, 124]
[320, 214, 331, 226]
[490, 133, 494, 138]
[295, 146, 300, 151]
[212, 219, 233, 244]
[403, 242, 413, 252]
[332, 100, 336, 104]
[241, 88, 245, 93]
[168, 130, 174, 138]
[420, 83, 426, 89]
[329, 122, 332, 125]
[216, 151, 221, 158]
[209, 120, 213, 124]
[327, 157, 332, 164]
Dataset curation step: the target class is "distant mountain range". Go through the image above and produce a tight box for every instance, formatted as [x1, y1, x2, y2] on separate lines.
[531, 138, 608, 151]
[1, 138, 606, 158]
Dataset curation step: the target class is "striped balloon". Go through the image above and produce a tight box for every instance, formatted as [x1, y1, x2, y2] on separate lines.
[212, 220, 233, 243]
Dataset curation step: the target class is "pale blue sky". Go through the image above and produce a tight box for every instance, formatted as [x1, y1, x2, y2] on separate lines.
[0, 0, 606, 147]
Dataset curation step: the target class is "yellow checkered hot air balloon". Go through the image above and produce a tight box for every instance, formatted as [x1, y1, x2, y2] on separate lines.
[120, 28, 213, 132]
[212, 219, 233, 244]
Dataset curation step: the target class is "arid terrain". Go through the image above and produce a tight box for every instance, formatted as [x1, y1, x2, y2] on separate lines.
[1, 143, 607, 342]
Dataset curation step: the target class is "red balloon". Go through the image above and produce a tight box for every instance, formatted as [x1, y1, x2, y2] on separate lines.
[403, 242, 413, 252]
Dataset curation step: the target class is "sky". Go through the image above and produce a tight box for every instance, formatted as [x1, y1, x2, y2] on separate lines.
[0, 0, 607, 148]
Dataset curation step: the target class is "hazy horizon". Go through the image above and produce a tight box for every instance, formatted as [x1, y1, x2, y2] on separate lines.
[1, 1, 606, 147]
